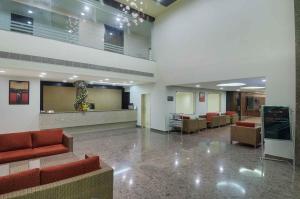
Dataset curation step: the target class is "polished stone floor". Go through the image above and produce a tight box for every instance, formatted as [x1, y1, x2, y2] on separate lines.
[72, 127, 300, 199]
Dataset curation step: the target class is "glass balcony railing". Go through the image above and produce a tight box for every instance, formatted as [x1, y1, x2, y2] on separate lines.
[0, 0, 154, 61]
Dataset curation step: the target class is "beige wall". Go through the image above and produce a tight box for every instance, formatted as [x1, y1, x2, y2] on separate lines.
[43, 86, 122, 112]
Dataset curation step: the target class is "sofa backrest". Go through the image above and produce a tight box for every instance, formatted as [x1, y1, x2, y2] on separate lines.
[226, 111, 237, 116]
[206, 113, 219, 121]
[236, 121, 256, 128]
[0, 168, 40, 195]
[40, 156, 100, 185]
[31, 129, 63, 148]
[0, 132, 32, 152]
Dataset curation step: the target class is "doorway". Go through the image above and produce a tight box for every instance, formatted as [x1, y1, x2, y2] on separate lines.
[141, 94, 151, 128]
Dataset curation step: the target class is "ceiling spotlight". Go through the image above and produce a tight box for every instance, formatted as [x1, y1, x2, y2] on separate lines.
[217, 83, 246, 87]
[81, 12, 85, 16]
[28, 10, 33, 14]
[236, 89, 241, 92]
[99, 80, 103, 82]
[84, 6, 90, 11]
[73, 75, 79, 78]
[140, 1, 144, 5]
[129, 81, 134, 84]
[40, 72, 47, 76]
[262, 79, 267, 83]
[241, 86, 265, 90]
[62, 80, 67, 83]
[220, 87, 224, 90]
[68, 30, 73, 33]
[195, 84, 200, 88]
[69, 77, 74, 80]
[109, 32, 113, 36]
[27, 21, 32, 25]
[105, 78, 110, 81]
[0, 70, 6, 73]
[39, 74, 45, 78]
[116, 17, 121, 22]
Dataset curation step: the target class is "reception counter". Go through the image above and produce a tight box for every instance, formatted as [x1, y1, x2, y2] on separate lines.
[39, 110, 137, 129]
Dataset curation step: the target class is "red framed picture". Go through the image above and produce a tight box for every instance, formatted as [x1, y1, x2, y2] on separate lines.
[199, 92, 205, 102]
[9, 80, 30, 105]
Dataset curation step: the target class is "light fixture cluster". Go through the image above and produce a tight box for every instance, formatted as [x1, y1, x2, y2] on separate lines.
[119, 0, 145, 27]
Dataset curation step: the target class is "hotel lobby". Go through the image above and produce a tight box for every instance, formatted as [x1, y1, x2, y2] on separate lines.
[0, 0, 300, 198]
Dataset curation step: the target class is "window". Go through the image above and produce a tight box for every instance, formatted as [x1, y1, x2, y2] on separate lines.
[175, 92, 195, 115]
[104, 24, 124, 54]
[10, 13, 33, 35]
[207, 93, 221, 112]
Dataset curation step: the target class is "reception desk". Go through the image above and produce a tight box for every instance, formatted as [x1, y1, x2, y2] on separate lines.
[39, 110, 137, 129]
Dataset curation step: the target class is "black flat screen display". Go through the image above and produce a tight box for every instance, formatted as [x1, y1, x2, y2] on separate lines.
[263, 106, 291, 140]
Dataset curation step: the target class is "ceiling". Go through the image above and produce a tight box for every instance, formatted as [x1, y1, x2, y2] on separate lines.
[181, 77, 267, 92]
[0, 67, 150, 87]
[115, 0, 179, 17]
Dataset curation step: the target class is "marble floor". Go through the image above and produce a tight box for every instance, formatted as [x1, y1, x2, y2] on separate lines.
[71, 127, 300, 199]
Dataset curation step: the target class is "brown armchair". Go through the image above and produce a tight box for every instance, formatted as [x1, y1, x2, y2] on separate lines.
[182, 119, 199, 133]
[230, 121, 261, 148]
[219, 115, 227, 126]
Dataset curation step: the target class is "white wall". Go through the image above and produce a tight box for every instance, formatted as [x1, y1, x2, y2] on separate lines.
[79, 20, 105, 50]
[151, 0, 295, 159]
[0, 76, 40, 133]
[124, 31, 150, 60]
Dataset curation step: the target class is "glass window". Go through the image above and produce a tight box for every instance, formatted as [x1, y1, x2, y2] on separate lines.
[207, 93, 221, 112]
[175, 92, 195, 115]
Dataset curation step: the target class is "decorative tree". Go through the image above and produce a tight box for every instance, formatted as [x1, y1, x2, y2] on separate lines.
[74, 80, 89, 111]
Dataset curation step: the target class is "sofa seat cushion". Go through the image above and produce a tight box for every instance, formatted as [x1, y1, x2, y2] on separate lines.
[31, 129, 63, 148]
[0, 132, 32, 152]
[236, 121, 256, 128]
[40, 156, 100, 185]
[0, 168, 40, 195]
[0, 149, 35, 164]
[32, 144, 68, 158]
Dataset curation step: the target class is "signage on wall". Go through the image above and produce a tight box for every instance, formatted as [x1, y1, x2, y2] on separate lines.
[167, 96, 174, 101]
[9, 80, 29, 105]
[199, 92, 205, 102]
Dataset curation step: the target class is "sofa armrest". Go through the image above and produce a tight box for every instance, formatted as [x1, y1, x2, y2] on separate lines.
[63, 133, 73, 152]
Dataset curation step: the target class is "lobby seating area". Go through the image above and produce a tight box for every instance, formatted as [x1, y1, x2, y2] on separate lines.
[0, 130, 113, 198]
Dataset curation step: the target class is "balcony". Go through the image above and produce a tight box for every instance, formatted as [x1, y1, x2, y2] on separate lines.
[0, 0, 153, 61]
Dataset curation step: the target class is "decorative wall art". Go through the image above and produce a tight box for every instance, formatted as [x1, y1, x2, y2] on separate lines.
[9, 80, 29, 105]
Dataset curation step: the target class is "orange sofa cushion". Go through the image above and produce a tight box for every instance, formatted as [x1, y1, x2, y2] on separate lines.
[236, 121, 256, 128]
[32, 144, 68, 158]
[40, 156, 100, 185]
[31, 129, 63, 148]
[226, 111, 237, 116]
[206, 113, 219, 122]
[0, 168, 40, 194]
[0, 132, 32, 152]
[0, 149, 36, 164]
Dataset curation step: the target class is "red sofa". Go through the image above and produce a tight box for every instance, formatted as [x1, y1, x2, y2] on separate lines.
[0, 129, 73, 164]
[0, 156, 100, 195]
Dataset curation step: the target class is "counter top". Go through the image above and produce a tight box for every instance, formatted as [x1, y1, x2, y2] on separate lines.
[40, 109, 136, 114]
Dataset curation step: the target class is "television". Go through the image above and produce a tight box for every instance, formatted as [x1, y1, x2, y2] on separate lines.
[263, 106, 291, 140]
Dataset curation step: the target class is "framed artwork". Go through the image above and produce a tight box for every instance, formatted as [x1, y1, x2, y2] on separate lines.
[199, 92, 205, 102]
[9, 80, 30, 105]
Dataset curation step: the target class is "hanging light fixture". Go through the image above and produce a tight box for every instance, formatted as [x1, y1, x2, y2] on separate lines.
[119, 1, 145, 27]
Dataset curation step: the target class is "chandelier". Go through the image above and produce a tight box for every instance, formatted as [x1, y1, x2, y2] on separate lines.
[119, 1, 145, 27]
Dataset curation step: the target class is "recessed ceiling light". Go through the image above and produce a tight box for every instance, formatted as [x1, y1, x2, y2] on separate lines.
[140, 1, 144, 5]
[99, 80, 103, 82]
[217, 83, 246, 87]
[262, 79, 267, 83]
[40, 72, 47, 76]
[116, 17, 121, 22]
[0, 70, 5, 73]
[68, 30, 73, 33]
[109, 32, 113, 36]
[220, 87, 224, 90]
[241, 86, 265, 90]
[69, 77, 74, 80]
[73, 75, 79, 78]
[195, 84, 200, 88]
[62, 80, 67, 83]
[129, 81, 134, 84]
[39, 74, 45, 78]
[105, 78, 110, 81]
[236, 89, 241, 92]
[27, 21, 32, 25]
[81, 12, 85, 16]
[28, 10, 33, 14]
[84, 6, 90, 11]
